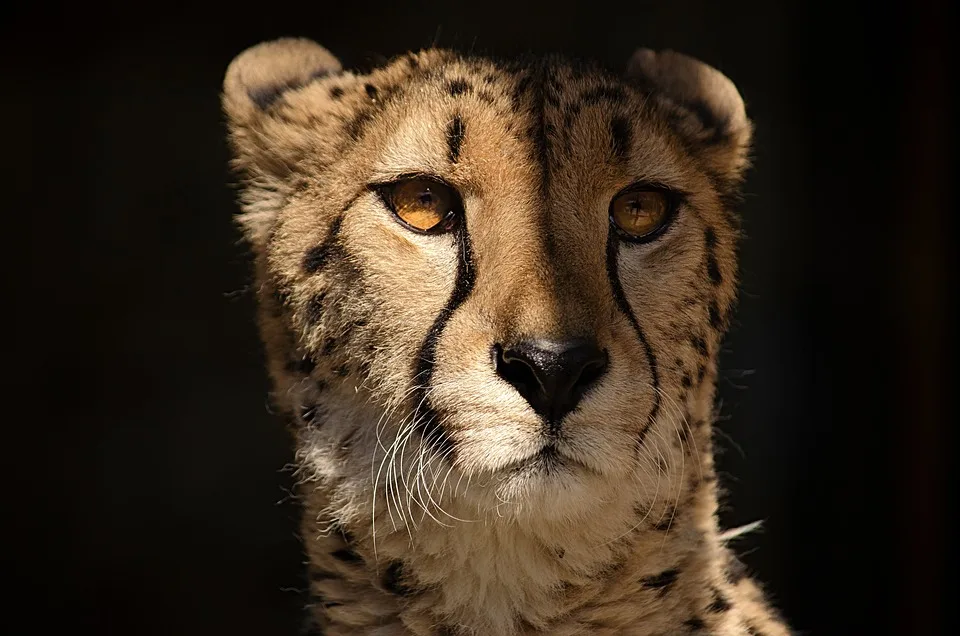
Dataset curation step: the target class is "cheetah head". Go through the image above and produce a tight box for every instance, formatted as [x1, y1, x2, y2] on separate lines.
[223, 39, 751, 528]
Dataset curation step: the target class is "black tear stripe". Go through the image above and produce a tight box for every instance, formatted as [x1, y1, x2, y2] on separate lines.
[447, 114, 465, 163]
[412, 225, 477, 459]
[605, 234, 662, 445]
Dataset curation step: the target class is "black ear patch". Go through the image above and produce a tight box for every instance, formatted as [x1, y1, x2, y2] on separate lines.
[249, 66, 338, 110]
[223, 38, 343, 122]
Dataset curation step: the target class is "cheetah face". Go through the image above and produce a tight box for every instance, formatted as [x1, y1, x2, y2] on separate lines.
[224, 40, 751, 518]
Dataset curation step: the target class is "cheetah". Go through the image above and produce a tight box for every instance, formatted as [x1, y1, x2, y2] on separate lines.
[222, 37, 790, 635]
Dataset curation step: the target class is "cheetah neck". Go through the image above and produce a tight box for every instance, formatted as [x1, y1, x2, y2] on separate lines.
[300, 475, 729, 635]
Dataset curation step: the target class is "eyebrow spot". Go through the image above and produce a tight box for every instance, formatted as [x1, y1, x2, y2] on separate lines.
[447, 114, 466, 163]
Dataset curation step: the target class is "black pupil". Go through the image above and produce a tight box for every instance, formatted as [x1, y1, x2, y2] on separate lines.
[417, 190, 436, 206]
[629, 196, 648, 213]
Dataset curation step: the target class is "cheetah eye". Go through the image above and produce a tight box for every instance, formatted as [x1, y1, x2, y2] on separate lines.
[609, 186, 676, 242]
[377, 177, 463, 234]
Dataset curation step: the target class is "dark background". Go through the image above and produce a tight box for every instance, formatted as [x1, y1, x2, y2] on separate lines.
[5, 1, 951, 634]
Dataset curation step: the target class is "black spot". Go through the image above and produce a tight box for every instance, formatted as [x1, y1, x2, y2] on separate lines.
[606, 236, 661, 444]
[346, 108, 374, 141]
[382, 561, 418, 596]
[641, 568, 679, 596]
[704, 227, 718, 248]
[334, 364, 349, 377]
[447, 114, 465, 163]
[406, 53, 419, 68]
[705, 228, 722, 285]
[709, 301, 723, 330]
[654, 509, 676, 532]
[315, 380, 328, 393]
[708, 588, 731, 613]
[413, 225, 477, 459]
[364, 83, 378, 99]
[692, 336, 708, 357]
[707, 257, 722, 284]
[697, 363, 707, 382]
[303, 214, 344, 274]
[303, 245, 330, 273]
[331, 547, 363, 564]
[329, 86, 344, 100]
[511, 73, 533, 111]
[448, 78, 471, 96]
[475, 90, 496, 106]
[681, 373, 692, 388]
[307, 293, 327, 324]
[683, 617, 706, 631]
[744, 625, 764, 636]
[610, 116, 632, 160]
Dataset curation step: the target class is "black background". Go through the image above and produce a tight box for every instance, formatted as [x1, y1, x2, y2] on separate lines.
[5, 1, 951, 634]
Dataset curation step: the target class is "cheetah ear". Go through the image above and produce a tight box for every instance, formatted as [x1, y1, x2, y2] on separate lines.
[223, 37, 341, 123]
[626, 49, 752, 185]
[222, 38, 341, 245]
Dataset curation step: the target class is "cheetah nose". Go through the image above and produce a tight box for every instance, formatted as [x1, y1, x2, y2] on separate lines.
[494, 339, 608, 427]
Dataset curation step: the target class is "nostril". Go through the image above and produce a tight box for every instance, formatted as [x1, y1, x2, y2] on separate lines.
[494, 344, 545, 398]
[573, 352, 609, 394]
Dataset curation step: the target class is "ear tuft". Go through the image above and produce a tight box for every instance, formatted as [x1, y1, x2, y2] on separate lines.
[627, 49, 752, 182]
[223, 38, 341, 123]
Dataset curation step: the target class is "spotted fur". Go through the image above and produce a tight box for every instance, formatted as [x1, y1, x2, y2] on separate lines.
[223, 37, 789, 635]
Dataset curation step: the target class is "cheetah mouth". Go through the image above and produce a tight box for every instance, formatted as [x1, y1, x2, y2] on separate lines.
[503, 443, 599, 477]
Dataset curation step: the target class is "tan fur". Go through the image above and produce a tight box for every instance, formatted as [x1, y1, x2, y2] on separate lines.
[223, 37, 789, 635]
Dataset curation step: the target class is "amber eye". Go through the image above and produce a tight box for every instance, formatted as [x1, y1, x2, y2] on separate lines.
[379, 178, 462, 234]
[609, 187, 674, 241]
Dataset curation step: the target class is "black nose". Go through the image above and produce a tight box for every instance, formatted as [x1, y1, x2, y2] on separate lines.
[494, 339, 608, 427]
